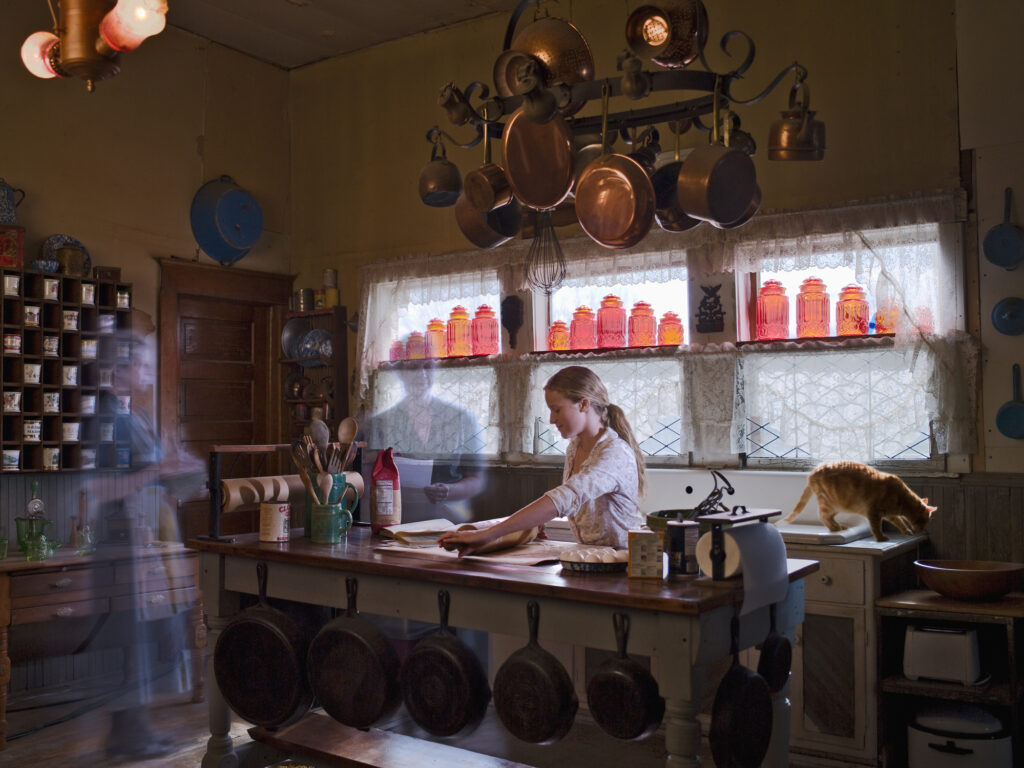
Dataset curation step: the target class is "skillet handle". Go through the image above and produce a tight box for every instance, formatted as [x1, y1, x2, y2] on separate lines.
[613, 613, 631, 659]
[438, 589, 451, 633]
[346, 576, 359, 617]
[1004, 187, 1013, 225]
[256, 561, 269, 606]
[526, 600, 540, 646]
[729, 614, 740, 659]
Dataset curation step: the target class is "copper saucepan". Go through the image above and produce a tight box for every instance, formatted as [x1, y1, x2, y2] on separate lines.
[455, 193, 522, 249]
[676, 141, 758, 225]
[464, 126, 513, 213]
[575, 85, 655, 249]
[651, 124, 701, 232]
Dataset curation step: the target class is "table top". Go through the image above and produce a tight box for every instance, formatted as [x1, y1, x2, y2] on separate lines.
[0, 542, 194, 575]
[188, 527, 818, 616]
[877, 589, 1024, 619]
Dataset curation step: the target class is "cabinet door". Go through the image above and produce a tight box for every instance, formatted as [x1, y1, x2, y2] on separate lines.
[791, 603, 869, 758]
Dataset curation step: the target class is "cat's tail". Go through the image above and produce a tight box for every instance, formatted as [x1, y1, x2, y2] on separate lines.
[783, 483, 814, 523]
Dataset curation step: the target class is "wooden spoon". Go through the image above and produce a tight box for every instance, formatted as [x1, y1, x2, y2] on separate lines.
[337, 417, 358, 470]
[310, 418, 331, 470]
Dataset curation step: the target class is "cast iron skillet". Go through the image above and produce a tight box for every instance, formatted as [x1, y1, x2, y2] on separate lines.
[493, 600, 578, 743]
[756, 602, 792, 694]
[307, 577, 401, 728]
[710, 615, 773, 768]
[400, 590, 491, 737]
[214, 561, 313, 728]
[586, 613, 665, 740]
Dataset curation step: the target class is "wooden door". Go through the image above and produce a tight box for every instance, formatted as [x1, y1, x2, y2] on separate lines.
[159, 260, 292, 540]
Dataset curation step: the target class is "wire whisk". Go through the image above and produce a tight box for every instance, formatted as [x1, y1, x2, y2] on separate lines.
[525, 210, 566, 295]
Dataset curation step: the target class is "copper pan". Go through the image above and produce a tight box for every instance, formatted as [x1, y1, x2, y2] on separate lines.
[502, 107, 574, 210]
[464, 128, 512, 213]
[675, 142, 757, 225]
[712, 184, 761, 230]
[652, 127, 700, 232]
[625, 0, 708, 69]
[574, 86, 655, 249]
[455, 194, 521, 249]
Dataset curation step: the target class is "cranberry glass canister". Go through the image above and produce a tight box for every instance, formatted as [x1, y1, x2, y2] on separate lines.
[569, 305, 597, 350]
[446, 305, 472, 357]
[388, 340, 405, 361]
[836, 284, 869, 336]
[547, 321, 569, 351]
[405, 331, 426, 359]
[756, 279, 789, 340]
[471, 304, 499, 355]
[597, 294, 626, 348]
[425, 317, 447, 358]
[628, 301, 657, 347]
[796, 277, 830, 338]
[657, 311, 684, 345]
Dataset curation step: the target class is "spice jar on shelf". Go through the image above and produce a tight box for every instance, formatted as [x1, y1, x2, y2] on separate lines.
[471, 304, 499, 355]
[570, 305, 596, 350]
[406, 331, 426, 359]
[447, 305, 472, 357]
[657, 311, 684, 346]
[425, 317, 446, 358]
[628, 301, 657, 347]
[756, 279, 789, 340]
[548, 321, 569, 351]
[796, 277, 830, 338]
[836, 284, 869, 336]
[388, 340, 405, 361]
[597, 294, 626, 348]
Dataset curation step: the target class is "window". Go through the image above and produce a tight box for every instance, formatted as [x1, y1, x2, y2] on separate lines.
[357, 192, 975, 470]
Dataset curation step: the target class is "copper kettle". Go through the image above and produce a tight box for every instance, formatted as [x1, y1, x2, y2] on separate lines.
[418, 135, 463, 208]
[768, 82, 825, 161]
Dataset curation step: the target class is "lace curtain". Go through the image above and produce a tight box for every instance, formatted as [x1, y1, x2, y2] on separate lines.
[356, 191, 976, 464]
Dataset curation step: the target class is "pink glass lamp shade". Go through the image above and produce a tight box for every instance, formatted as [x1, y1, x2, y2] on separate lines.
[100, 0, 168, 52]
[21, 31, 61, 79]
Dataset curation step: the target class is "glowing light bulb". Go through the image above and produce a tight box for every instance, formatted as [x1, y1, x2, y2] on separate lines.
[642, 15, 669, 45]
[100, 0, 168, 52]
[21, 31, 59, 79]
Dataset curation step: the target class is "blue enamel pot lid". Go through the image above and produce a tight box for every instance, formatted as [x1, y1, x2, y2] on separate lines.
[190, 176, 263, 265]
[991, 297, 1024, 335]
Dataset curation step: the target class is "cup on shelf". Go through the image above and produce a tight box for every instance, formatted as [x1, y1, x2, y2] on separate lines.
[3, 333, 20, 354]
[24, 363, 41, 384]
[62, 364, 78, 386]
[82, 339, 98, 359]
[43, 336, 59, 356]
[3, 275, 19, 296]
[2, 449, 19, 471]
[81, 394, 96, 414]
[81, 283, 95, 304]
[99, 367, 113, 387]
[24, 419, 41, 441]
[99, 422, 114, 442]
[43, 391, 60, 413]
[81, 448, 96, 469]
[99, 313, 116, 333]
[44, 278, 59, 300]
[116, 448, 130, 468]
[63, 309, 79, 330]
[63, 421, 80, 441]
[3, 391, 21, 412]
[24, 304, 40, 327]
[116, 395, 131, 414]
[42, 447, 59, 470]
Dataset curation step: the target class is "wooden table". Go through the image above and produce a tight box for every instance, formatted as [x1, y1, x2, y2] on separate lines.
[190, 528, 818, 768]
[0, 543, 206, 748]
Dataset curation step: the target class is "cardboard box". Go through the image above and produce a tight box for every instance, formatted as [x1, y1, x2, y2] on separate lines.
[0, 226, 24, 268]
[628, 529, 665, 578]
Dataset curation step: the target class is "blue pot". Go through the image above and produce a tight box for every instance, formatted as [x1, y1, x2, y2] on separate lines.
[190, 175, 263, 265]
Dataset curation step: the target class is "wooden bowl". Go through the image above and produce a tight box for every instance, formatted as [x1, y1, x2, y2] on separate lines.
[914, 559, 1024, 601]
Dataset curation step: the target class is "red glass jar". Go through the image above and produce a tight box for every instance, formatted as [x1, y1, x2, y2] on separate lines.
[597, 294, 626, 348]
[836, 284, 869, 336]
[756, 279, 789, 340]
[547, 321, 569, 351]
[628, 301, 657, 347]
[471, 304, 499, 355]
[388, 340, 405, 361]
[425, 317, 447, 358]
[405, 331, 426, 359]
[657, 311, 684, 345]
[873, 303, 897, 335]
[446, 305, 472, 357]
[796, 277, 830, 338]
[569, 305, 596, 350]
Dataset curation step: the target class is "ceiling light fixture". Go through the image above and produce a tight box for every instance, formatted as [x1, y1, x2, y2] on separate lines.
[21, 0, 168, 92]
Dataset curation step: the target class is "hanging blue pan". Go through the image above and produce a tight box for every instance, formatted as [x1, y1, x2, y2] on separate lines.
[991, 297, 1024, 336]
[983, 188, 1024, 270]
[995, 364, 1024, 440]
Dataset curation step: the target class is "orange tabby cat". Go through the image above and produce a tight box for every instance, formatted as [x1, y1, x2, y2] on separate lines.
[783, 461, 936, 542]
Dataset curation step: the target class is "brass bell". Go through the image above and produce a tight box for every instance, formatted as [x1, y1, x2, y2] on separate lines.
[768, 81, 825, 161]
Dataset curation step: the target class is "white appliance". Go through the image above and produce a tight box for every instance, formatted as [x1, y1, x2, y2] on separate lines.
[908, 703, 1012, 768]
[904, 625, 982, 685]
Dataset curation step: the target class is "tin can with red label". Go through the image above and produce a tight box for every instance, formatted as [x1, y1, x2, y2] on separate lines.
[259, 502, 291, 542]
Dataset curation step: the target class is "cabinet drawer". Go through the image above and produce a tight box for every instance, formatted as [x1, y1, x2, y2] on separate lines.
[111, 585, 197, 621]
[115, 554, 197, 590]
[11, 597, 111, 625]
[804, 557, 865, 605]
[11, 564, 113, 599]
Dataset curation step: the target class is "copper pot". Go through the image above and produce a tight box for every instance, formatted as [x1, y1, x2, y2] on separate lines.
[675, 142, 758, 225]
[625, 1, 708, 69]
[575, 153, 656, 249]
[711, 184, 761, 229]
[464, 129, 512, 212]
[768, 82, 826, 161]
[651, 159, 701, 232]
[455, 194, 521, 249]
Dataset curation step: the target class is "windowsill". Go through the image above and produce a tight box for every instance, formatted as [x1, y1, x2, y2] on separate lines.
[735, 333, 895, 350]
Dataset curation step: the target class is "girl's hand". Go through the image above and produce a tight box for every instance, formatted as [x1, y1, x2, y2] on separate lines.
[424, 482, 449, 504]
[437, 527, 492, 558]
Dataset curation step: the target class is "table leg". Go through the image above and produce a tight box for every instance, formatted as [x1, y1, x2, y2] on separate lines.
[201, 614, 239, 768]
[191, 599, 208, 703]
[663, 694, 703, 767]
[0, 626, 9, 750]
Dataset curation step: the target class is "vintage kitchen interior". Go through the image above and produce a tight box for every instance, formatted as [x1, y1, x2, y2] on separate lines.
[0, 0, 1022, 766]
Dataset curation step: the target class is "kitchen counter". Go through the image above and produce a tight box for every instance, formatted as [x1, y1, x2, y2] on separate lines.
[190, 526, 818, 768]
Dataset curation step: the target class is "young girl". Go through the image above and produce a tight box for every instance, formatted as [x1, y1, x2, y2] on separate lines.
[437, 366, 646, 555]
